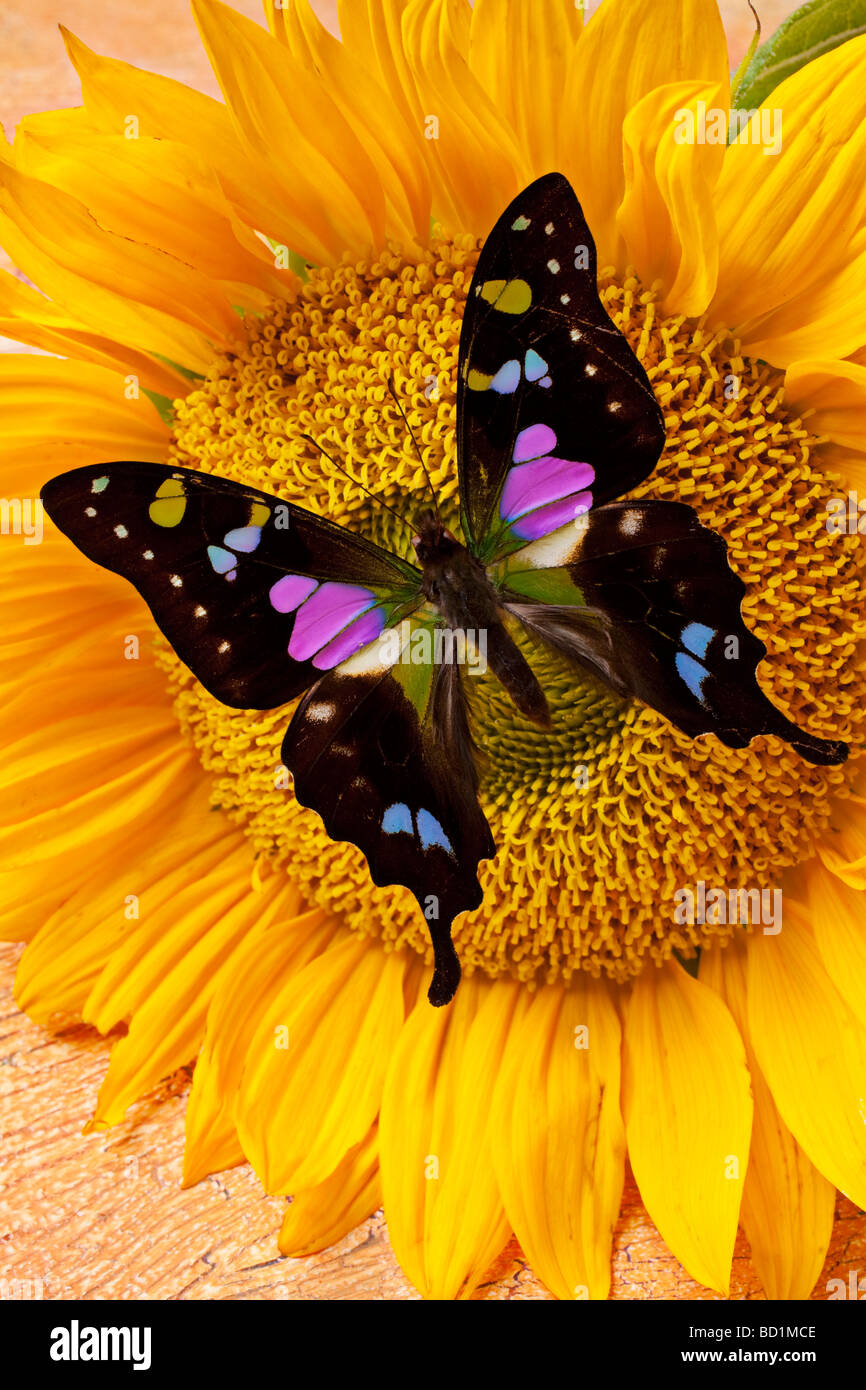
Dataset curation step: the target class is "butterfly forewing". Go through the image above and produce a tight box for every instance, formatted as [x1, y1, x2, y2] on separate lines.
[457, 172, 665, 563]
[41, 462, 422, 709]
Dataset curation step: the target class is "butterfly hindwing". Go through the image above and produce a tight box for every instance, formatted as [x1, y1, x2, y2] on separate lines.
[41, 462, 422, 709]
[283, 617, 495, 1004]
[495, 501, 847, 765]
[457, 172, 665, 562]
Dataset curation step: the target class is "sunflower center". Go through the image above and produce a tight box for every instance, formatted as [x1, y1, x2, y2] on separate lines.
[161, 234, 864, 985]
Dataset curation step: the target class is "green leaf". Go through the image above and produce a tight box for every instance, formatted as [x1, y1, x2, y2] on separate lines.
[142, 388, 175, 427]
[150, 352, 203, 383]
[731, 0, 866, 112]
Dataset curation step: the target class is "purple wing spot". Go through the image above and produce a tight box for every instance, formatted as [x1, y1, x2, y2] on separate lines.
[288, 582, 378, 662]
[513, 423, 557, 462]
[269, 574, 318, 613]
[511, 492, 594, 540]
[312, 606, 386, 669]
[539, 376, 552, 388]
[500, 456, 595, 522]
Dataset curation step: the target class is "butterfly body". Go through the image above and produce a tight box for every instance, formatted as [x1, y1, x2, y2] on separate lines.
[413, 509, 550, 726]
[42, 172, 848, 1008]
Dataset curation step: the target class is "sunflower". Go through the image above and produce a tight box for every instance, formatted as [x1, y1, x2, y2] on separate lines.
[2, 0, 866, 1302]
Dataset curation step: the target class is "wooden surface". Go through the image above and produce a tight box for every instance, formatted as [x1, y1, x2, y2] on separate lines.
[3, 0, 863, 1302]
[3, 942, 864, 1301]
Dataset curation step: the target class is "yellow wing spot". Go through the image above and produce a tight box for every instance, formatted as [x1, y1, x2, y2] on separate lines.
[480, 279, 507, 304]
[249, 502, 271, 527]
[480, 278, 532, 315]
[149, 478, 186, 528]
[466, 368, 493, 391]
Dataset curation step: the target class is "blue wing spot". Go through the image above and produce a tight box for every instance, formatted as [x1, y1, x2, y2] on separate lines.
[417, 809, 453, 854]
[382, 802, 413, 835]
[681, 622, 714, 659]
[675, 652, 710, 703]
[524, 349, 549, 382]
[91, 476, 109, 493]
[207, 544, 237, 575]
[490, 359, 521, 394]
[223, 525, 262, 553]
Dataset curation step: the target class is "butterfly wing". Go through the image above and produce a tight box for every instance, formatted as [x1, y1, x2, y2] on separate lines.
[457, 171, 665, 564]
[42, 461, 493, 1004]
[494, 500, 848, 766]
[41, 461, 422, 708]
[284, 616, 495, 1005]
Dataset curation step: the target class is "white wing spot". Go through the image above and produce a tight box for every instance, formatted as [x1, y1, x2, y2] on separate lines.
[218, 640, 230, 654]
[85, 507, 97, 517]
[194, 605, 207, 618]
[620, 509, 642, 536]
[560, 294, 571, 304]
[585, 363, 597, 376]
[545, 221, 554, 235]
[143, 550, 154, 560]
[307, 700, 336, 724]
[547, 259, 561, 274]
[170, 574, 183, 587]
[570, 329, 582, 342]
[114, 524, 128, 539]
[609, 400, 622, 412]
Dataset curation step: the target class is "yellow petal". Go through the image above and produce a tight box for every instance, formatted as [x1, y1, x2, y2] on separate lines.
[816, 792, 866, 888]
[380, 974, 520, 1299]
[560, 0, 729, 265]
[0, 273, 191, 399]
[340, 0, 424, 154]
[0, 356, 170, 467]
[84, 841, 295, 1127]
[182, 903, 338, 1185]
[400, 0, 524, 234]
[617, 80, 726, 316]
[701, 939, 834, 1300]
[268, 0, 431, 246]
[623, 959, 752, 1294]
[60, 28, 329, 270]
[192, 0, 385, 258]
[489, 977, 625, 1300]
[12, 120, 289, 304]
[747, 905, 866, 1209]
[234, 934, 406, 1192]
[278, 1126, 381, 1258]
[468, 0, 582, 173]
[805, 858, 866, 1031]
[710, 35, 866, 359]
[0, 155, 241, 349]
[785, 359, 866, 453]
[14, 778, 217, 1022]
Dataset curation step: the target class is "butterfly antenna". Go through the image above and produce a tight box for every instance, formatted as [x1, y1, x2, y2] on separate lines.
[385, 374, 441, 532]
[299, 433, 415, 536]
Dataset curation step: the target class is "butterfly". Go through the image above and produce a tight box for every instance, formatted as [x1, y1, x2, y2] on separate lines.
[42, 172, 847, 1007]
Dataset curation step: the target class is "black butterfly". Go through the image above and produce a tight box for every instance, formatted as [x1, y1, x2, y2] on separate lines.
[42, 173, 847, 1006]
